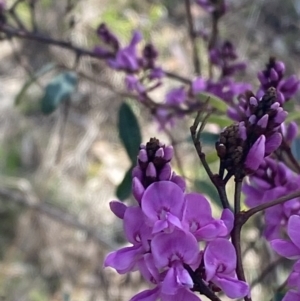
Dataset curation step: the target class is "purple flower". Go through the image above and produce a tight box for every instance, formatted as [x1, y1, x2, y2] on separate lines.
[141, 181, 185, 233]
[151, 230, 199, 294]
[271, 215, 300, 259]
[108, 31, 142, 72]
[165, 87, 187, 105]
[204, 238, 249, 298]
[182, 193, 231, 241]
[104, 206, 151, 273]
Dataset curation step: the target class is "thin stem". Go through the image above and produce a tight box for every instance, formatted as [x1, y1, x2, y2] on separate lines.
[243, 190, 300, 223]
[234, 180, 242, 215]
[190, 113, 230, 209]
[231, 179, 251, 301]
[231, 223, 251, 301]
[184, 0, 201, 75]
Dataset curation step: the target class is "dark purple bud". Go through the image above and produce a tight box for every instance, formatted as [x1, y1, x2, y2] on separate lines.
[258, 71, 268, 85]
[238, 122, 247, 140]
[249, 96, 258, 107]
[245, 135, 266, 173]
[265, 133, 282, 154]
[132, 166, 143, 181]
[276, 91, 285, 104]
[270, 68, 279, 82]
[155, 148, 164, 159]
[274, 108, 287, 124]
[257, 114, 269, 129]
[171, 172, 186, 192]
[109, 201, 127, 219]
[146, 162, 157, 178]
[248, 115, 257, 124]
[159, 163, 172, 180]
[163, 146, 174, 161]
[93, 46, 114, 58]
[275, 61, 285, 74]
[132, 177, 145, 203]
[97, 23, 120, 51]
[138, 149, 148, 163]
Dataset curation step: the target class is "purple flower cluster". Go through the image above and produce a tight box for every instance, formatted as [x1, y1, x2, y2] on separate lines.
[271, 215, 300, 301]
[243, 157, 300, 240]
[94, 23, 164, 100]
[257, 57, 300, 103]
[216, 88, 287, 178]
[104, 138, 249, 301]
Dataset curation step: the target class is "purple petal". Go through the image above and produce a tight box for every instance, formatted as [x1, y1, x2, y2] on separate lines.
[104, 244, 144, 273]
[109, 201, 127, 219]
[171, 172, 186, 191]
[282, 290, 300, 301]
[129, 287, 160, 301]
[204, 238, 236, 281]
[257, 114, 269, 129]
[221, 209, 234, 233]
[146, 162, 157, 178]
[288, 215, 300, 250]
[142, 181, 185, 225]
[195, 220, 228, 241]
[159, 163, 172, 180]
[213, 275, 249, 299]
[161, 267, 178, 295]
[245, 135, 266, 172]
[286, 121, 298, 142]
[270, 239, 300, 259]
[151, 230, 199, 269]
[164, 146, 174, 161]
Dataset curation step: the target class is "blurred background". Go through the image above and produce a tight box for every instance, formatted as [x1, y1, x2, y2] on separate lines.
[0, 0, 300, 300]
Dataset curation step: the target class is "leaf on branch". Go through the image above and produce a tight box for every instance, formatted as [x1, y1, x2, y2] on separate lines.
[207, 115, 232, 127]
[41, 71, 77, 115]
[116, 166, 133, 201]
[118, 102, 142, 163]
[196, 92, 228, 113]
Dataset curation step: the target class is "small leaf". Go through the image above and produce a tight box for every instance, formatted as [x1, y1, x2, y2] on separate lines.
[118, 103, 142, 163]
[196, 92, 228, 113]
[41, 72, 77, 115]
[194, 180, 222, 208]
[291, 137, 300, 161]
[15, 63, 56, 105]
[116, 167, 133, 201]
[286, 111, 300, 123]
[207, 115, 232, 127]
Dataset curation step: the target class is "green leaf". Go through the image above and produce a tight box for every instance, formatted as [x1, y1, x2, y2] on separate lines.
[116, 167, 133, 201]
[194, 180, 222, 208]
[286, 111, 300, 123]
[41, 72, 77, 115]
[196, 92, 228, 113]
[118, 103, 142, 163]
[15, 63, 56, 105]
[207, 115, 232, 127]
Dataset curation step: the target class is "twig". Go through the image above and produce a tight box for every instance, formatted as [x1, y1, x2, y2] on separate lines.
[29, 0, 38, 32]
[0, 187, 115, 249]
[184, 0, 201, 75]
[8, 0, 26, 30]
[190, 110, 230, 209]
[243, 190, 300, 223]
[234, 180, 242, 215]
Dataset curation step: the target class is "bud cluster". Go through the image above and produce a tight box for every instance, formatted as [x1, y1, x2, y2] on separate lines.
[105, 138, 249, 301]
[216, 87, 287, 178]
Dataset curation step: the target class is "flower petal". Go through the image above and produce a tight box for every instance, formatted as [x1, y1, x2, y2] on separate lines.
[270, 239, 300, 259]
[130, 287, 160, 301]
[288, 215, 300, 250]
[245, 135, 265, 173]
[109, 201, 127, 219]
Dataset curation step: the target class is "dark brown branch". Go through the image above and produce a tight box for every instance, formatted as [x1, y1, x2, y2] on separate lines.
[184, 0, 201, 75]
[243, 190, 300, 223]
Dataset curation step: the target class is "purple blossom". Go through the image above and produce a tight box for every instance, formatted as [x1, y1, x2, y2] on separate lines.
[204, 238, 249, 298]
[141, 181, 185, 233]
[107, 31, 142, 72]
[165, 87, 187, 105]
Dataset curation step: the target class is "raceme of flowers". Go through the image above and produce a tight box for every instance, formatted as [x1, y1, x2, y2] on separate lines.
[216, 87, 287, 179]
[104, 138, 249, 301]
